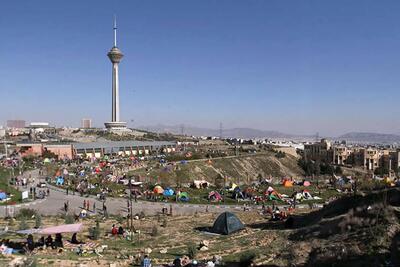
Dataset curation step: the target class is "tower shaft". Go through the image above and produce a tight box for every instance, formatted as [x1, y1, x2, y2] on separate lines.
[112, 62, 120, 122]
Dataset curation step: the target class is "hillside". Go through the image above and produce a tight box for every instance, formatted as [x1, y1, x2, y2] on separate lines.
[131, 152, 304, 185]
[282, 188, 400, 266]
[137, 124, 293, 139]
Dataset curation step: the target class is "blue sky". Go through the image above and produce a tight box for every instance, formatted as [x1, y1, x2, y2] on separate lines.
[1, 0, 399, 136]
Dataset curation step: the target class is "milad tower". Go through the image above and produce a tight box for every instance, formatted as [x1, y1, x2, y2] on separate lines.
[104, 17, 128, 131]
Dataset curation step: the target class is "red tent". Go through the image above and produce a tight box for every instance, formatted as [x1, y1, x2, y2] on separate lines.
[208, 191, 222, 201]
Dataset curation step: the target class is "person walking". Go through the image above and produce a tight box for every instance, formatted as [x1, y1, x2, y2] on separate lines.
[83, 200, 86, 209]
[93, 202, 96, 213]
[103, 204, 108, 217]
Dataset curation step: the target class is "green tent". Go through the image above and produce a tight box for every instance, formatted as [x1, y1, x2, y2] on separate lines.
[43, 158, 51, 164]
[211, 212, 244, 235]
[178, 192, 189, 201]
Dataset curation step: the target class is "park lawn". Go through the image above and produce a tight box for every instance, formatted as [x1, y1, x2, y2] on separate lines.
[0, 168, 22, 205]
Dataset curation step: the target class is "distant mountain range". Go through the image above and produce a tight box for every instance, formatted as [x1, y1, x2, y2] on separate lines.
[137, 124, 293, 139]
[337, 132, 400, 144]
[137, 125, 400, 144]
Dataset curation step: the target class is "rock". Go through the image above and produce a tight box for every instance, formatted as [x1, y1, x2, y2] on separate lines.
[199, 246, 209, 251]
[201, 240, 210, 247]
[9, 257, 28, 267]
[144, 248, 152, 254]
[160, 248, 168, 254]
[110, 264, 117, 267]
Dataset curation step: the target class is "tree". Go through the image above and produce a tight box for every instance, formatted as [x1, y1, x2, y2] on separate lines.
[374, 167, 389, 176]
[314, 161, 321, 176]
[305, 161, 315, 176]
[42, 148, 57, 159]
[335, 166, 343, 175]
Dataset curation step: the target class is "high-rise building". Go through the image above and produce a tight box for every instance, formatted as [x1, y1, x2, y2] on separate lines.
[81, 118, 92, 129]
[7, 120, 26, 128]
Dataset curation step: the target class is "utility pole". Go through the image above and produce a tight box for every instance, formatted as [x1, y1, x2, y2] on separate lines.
[128, 181, 134, 241]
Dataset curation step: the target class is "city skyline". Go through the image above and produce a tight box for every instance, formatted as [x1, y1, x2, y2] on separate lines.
[1, 1, 400, 136]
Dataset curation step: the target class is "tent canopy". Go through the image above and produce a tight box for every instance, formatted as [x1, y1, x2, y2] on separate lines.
[283, 180, 293, 187]
[153, 185, 164, 194]
[178, 192, 189, 201]
[40, 223, 83, 235]
[163, 188, 175, 197]
[0, 192, 8, 200]
[208, 191, 222, 201]
[211, 212, 244, 235]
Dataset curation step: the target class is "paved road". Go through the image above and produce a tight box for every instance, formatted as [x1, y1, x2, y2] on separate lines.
[0, 169, 264, 218]
[0, 169, 313, 218]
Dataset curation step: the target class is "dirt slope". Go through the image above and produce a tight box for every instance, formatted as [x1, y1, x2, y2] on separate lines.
[135, 152, 304, 185]
[281, 188, 400, 267]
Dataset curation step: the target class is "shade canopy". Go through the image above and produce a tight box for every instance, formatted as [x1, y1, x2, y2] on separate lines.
[40, 223, 83, 235]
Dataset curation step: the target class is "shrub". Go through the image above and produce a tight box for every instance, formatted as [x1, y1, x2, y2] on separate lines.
[151, 225, 158, 236]
[9, 217, 15, 226]
[19, 217, 28, 230]
[187, 244, 197, 259]
[239, 251, 257, 267]
[16, 208, 37, 219]
[275, 151, 286, 158]
[115, 215, 125, 224]
[90, 220, 101, 240]
[64, 214, 74, 224]
[35, 214, 42, 228]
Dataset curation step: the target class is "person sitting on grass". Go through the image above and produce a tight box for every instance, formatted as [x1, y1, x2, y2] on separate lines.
[71, 233, 83, 244]
[45, 235, 54, 249]
[111, 224, 118, 236]
[118, 226, 124, 235]
[54, 233, 63, 248]
[26, 234, 35, 252]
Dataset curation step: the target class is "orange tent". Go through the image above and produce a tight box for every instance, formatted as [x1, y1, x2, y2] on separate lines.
[283, 180, 293, 187]
[153, 185, 164, 194]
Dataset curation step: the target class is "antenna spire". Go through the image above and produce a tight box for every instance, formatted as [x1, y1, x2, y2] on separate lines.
[113, 15, 117, 47]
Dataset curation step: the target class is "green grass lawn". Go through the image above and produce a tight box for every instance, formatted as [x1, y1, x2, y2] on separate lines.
[0, 168, 22, 205]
